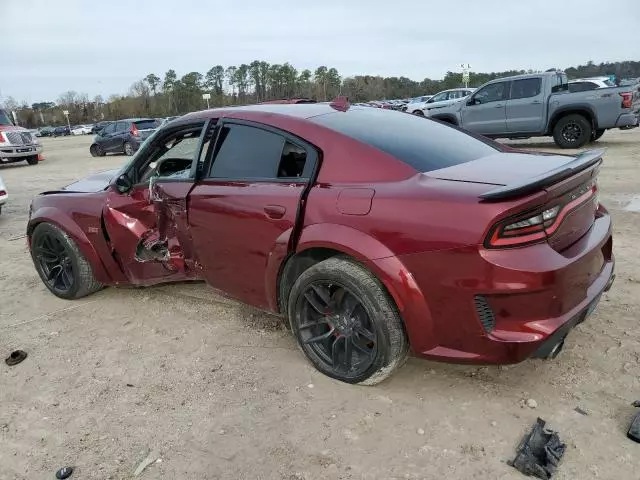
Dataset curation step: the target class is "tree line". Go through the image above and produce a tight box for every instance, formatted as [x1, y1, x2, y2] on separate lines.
[4, 60, 639, 128]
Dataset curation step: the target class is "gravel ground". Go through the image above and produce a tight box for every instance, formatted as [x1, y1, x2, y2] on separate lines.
[1, 130, 639, 480]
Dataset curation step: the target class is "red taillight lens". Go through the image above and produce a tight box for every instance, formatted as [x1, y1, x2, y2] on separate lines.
[130, 124, 139, 136]
[620, 92, 633, 109]
[0, 132, 6, 143]
[485, 181, 597, 249]
[0, 190, 6, 196]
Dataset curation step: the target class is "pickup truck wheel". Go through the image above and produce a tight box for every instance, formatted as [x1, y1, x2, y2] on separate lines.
[553, 114, 592, 148]
[591, 129, 605, 142]
[288, 256, 409, 385]
[30, 223, 103, 300]
[26, 155, 39, 165]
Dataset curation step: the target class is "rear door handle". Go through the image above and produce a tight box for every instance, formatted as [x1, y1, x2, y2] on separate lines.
[531, 100, 542, 104]
[264, 205, 286, 219]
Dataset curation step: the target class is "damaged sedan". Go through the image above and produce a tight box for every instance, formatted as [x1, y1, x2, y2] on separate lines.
[27, 101, 615, 384]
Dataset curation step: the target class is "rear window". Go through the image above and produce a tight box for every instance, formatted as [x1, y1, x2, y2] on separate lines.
[311, 108, 500, 172]
[134, 120, 161, 130]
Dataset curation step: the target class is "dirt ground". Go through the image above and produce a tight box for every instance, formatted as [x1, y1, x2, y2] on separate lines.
[1, 130, 639, 480]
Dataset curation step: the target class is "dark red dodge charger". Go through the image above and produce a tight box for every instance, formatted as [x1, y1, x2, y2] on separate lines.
[27, 101, 615, 384]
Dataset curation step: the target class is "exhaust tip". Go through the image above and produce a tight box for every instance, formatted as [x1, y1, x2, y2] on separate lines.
[546, 339, 565, 360]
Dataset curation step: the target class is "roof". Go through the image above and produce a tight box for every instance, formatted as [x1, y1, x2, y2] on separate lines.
[184, 103, 346, 121]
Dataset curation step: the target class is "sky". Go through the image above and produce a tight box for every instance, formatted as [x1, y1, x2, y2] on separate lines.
[4, 0, 639, 105]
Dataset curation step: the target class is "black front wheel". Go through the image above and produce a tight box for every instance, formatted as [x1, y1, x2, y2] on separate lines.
[288, 257, 408, 385]
[553, 114, 592, 149]
[30, 223, 103, 299]
[590, 129, 605, 142]
[26, 155, 39, 165]
[89, 144, 105, 157]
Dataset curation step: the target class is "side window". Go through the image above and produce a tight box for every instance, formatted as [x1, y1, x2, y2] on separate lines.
[510, 78, 542, 100]
[102, 123, 115, 135]
[473, 82, 506, 104]
[209, 124, 308, 180]
[115, 121, 128, 132]
[430, 92, 448, 102]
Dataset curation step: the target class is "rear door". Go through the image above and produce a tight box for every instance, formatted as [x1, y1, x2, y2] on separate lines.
[112, 121, 129, 151]
[97, 122, 117, 151]
[506, 77, 545, 133]
[461, 81, 508, 134]
[102, 120, 208, 285]
[188, 120, 317, 309]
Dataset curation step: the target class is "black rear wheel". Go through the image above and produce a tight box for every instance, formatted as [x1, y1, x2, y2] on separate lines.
[30, 223, 103, 299]
[288, 257, 408, 385]
[553, 114, 592, 148]
[26, 155, 39, 165]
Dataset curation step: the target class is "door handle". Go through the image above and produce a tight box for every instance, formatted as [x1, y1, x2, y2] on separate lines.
[494, 104, 504, 108]
[531, 100, 542, 104]
[264, 205, 286, 219]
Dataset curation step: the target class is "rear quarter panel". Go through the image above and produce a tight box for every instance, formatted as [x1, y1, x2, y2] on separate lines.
[550, 88, 623, 129]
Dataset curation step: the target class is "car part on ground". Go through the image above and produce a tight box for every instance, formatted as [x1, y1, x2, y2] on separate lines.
[27, 103, 615, 384]
[55, 467, 74, 479]
[629, 402, 640, 443]
[5, 350, 28, 366]
[508, 418, 565, 479]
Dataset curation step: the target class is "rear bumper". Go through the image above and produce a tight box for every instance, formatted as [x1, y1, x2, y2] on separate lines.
[0, 144, 42, 159]
[615, 113, 639, 128]
[377, 207, 614, 365]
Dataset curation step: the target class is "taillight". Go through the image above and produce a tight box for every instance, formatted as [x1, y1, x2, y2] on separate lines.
[0, 190, 6, 196]
[130, 124, 139, 136]
[620, 92, 633, 109]
[0, 132, 6, 144]
[485, 181, 597, 249]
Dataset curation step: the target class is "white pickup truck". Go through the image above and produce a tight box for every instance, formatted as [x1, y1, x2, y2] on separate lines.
[0, 109, 43, 166]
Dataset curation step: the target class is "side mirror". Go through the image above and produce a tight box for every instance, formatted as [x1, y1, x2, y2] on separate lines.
[427, 98, 434, 103]
[115, 174, 132, 193]
[467, 98, 478, 106]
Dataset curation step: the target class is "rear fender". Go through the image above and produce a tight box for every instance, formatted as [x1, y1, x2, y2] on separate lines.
[288, 223, 436, 352]
[28, 206, 126, 285]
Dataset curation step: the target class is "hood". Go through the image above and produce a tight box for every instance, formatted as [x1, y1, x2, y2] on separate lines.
[61, 168, 120, 193]
[427, 152, 576, 186]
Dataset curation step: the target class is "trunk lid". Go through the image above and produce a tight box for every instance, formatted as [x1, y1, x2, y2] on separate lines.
[428, 150, 603, 251]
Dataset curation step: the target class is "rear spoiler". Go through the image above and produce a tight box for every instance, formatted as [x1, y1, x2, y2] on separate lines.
[479, 149, 604, 201]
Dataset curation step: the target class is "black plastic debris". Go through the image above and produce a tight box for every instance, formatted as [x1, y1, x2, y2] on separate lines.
[573, 407, 588, 416]
[629, 401, 640, 443]
[55, 466, 73, 479]
[5, 350, 27, 366]
[508, 418, 566, 479]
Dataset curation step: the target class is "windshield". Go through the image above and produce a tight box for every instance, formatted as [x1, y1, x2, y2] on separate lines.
[0, 109, 13, 126]
[134, 120, 161, 130]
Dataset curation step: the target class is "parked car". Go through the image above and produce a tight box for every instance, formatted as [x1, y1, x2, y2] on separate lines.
[27, 102, 615, 384]
[53, 126, 70, 137]
[568, 76, 615, 93]
[90, 118, 162, 156]
[38, 126, 55, 137]
[0, 175, 7, 214]
[418, 88, 476, 116]
[430, 71, 640, 148]
[0, 108, 43, 166]
[71, 125, 93, 135]
[403, 95, 434, 113]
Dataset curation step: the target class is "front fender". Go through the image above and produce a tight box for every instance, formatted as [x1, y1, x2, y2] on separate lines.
[28, 206, 123, 285]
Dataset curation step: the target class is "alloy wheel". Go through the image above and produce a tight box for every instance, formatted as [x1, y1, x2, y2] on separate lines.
[33, 233, 74, 293]
[561, 122, 582, 143]
[295, 282, 377, 378]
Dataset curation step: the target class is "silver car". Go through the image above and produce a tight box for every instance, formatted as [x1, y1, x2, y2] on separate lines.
[417, 88, 476, 116]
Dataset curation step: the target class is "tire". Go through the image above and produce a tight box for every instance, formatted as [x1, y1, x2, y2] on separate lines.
[26, 155, 39, 165]
[412, 110, 424, 116]
[552, 114, 592, 149]
[287, 256, 409, 385]
[590, 129, 605, 142]
[123, 141, 134, 156]
[30, 223, 103, 299]
[90, 144, 105, 157]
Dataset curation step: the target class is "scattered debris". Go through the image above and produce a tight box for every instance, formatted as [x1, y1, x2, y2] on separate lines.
[417, 428, 425, 435]
[55, 466, 74, 479]
[126, 383, 134, 387]
[491, 421, 498, 427]
[574, 407, 588, 416]
[307, 384, 314, 389]
[508, 418, 565, 479]
[526, 399, 538, 409]
[133, 450, 160, 477]
[8, 234, 27, 241]
[632, 400, 640, 408]
[5, 350, 27, 366]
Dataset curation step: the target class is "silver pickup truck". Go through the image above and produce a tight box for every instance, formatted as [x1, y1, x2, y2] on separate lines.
[430, 71, 640, 148]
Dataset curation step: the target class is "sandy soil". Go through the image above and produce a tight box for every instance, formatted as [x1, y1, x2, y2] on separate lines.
[1, 130, 639, 480]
